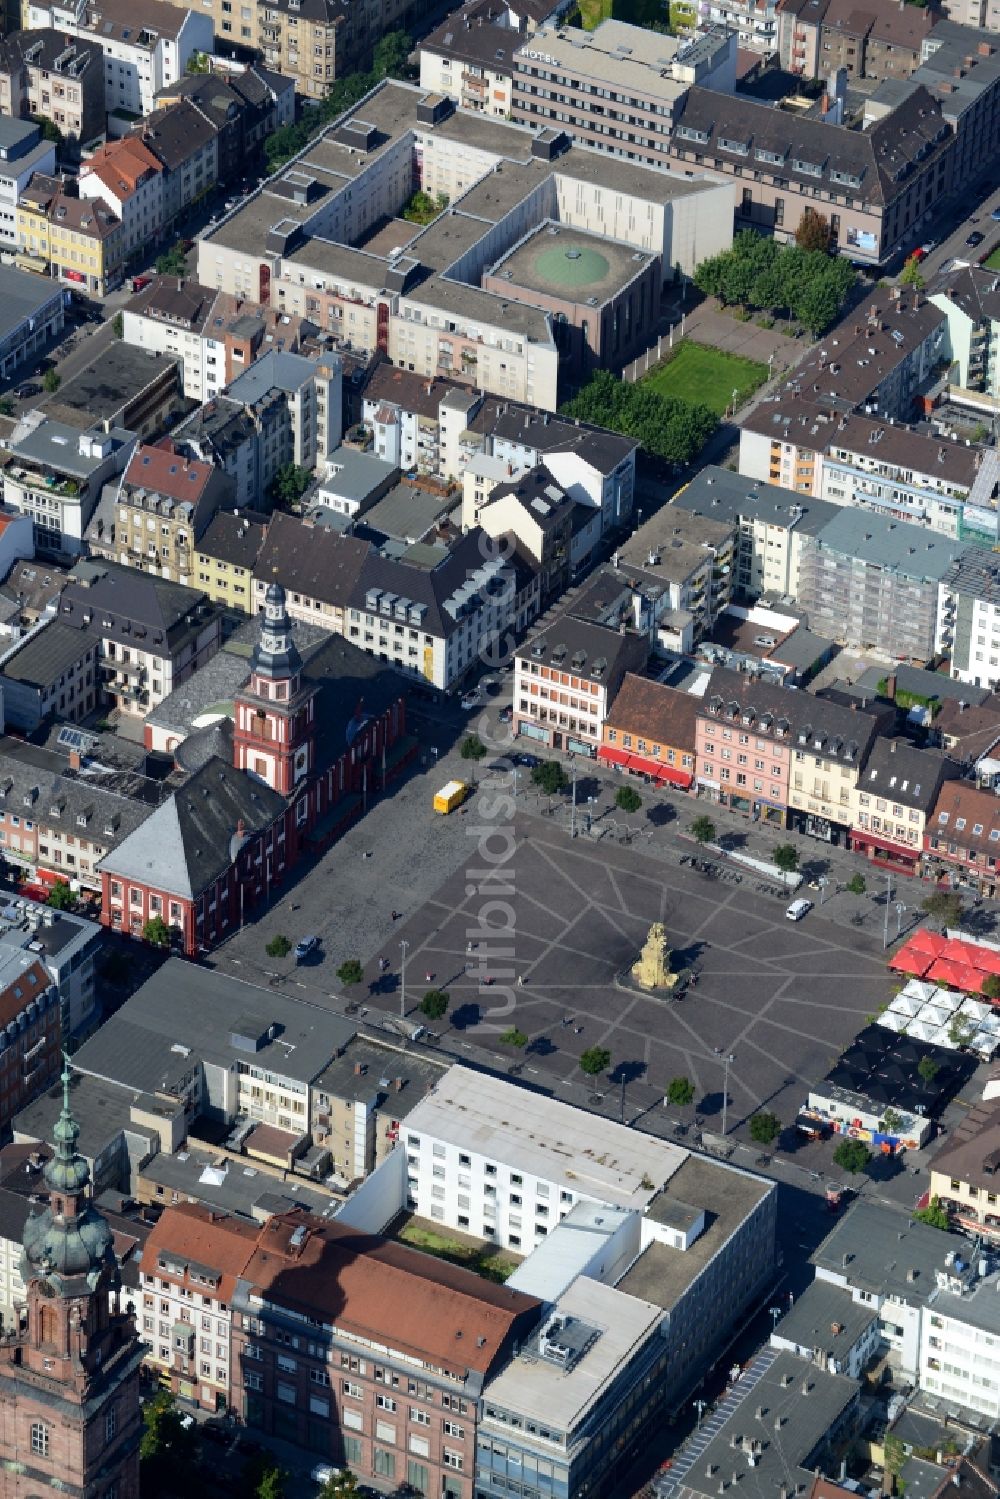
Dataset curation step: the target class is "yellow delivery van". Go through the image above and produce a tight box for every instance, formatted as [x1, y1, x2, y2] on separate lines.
[434, 779, 470, 814]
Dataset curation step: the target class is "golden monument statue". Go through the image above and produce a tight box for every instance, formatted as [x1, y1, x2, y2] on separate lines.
[631, 922, 679, 992]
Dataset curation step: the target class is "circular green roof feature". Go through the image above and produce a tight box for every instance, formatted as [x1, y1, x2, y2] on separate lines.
[532, 243, 610, 289]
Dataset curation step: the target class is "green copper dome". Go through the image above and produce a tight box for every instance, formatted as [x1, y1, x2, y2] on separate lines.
[21, 1056, 116, 1290]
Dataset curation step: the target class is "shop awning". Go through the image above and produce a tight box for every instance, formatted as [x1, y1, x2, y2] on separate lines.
[598, 745, 693, 787]
[598, 746, 633, 769]
[851, 829, 919, 861]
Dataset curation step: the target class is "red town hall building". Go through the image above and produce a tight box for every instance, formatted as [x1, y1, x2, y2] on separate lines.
[98, 584, 415, 956]
[0, 1058, 142, 1498]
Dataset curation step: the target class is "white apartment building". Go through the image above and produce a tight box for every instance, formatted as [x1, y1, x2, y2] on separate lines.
[79, 138, 164, 263]
[402, 1069, 688, 1253]
[937, 550, 1000, 688]
[0, 121, 55, 251]
[815, 414, 982, 539]
[27, 0, 213, 117]
[139, 1201, 259, 1411]
[813, 1199, 1000, 1420]
[4, 417, 137, 555]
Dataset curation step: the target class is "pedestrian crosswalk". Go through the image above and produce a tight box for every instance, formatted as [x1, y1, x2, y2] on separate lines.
[654, 1347, 779, 1499]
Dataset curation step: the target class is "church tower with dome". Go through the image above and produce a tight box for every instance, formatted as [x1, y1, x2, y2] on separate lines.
[0, 1056, 142, 1498]
[232, 581, 318, 795]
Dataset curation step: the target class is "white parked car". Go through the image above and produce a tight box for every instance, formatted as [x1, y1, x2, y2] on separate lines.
[785, 898, 813, 922]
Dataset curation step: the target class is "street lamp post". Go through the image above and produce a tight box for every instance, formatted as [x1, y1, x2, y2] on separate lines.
[586, 795, 596, 834]
[399, 939, 409, 1018]
[770, 1306, 781, 1333]
[818, 875, 829, 906]
[570, 762, 578, 838]
[694, 1398, 707, 1430]
[882, 870, 893, 951]
[896, 901, 906, 939]
[715, 1048, 736, 1136]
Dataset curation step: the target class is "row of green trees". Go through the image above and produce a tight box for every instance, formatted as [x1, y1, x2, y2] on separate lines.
[693, 227, 855, 336]
[265, 32, 411, 171]
[560, 370, 717, 467]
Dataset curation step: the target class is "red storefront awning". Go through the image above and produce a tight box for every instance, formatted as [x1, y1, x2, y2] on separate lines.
[850, 829, 919, 863]
[598, 745, 693, 787]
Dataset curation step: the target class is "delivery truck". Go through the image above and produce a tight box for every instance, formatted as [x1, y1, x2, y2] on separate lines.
[433, 779, 469, 814]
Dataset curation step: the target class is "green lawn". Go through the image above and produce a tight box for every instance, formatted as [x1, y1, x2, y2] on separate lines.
[985, 247, 1000, 271]
[642, 339, 770, 415]
[397, 1221, 518, 1283]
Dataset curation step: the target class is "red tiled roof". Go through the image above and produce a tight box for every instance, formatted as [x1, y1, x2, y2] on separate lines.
[140, 1201, 260, 1302]
[125, 442, 213, 502]
[243, 1210, 539, 1376]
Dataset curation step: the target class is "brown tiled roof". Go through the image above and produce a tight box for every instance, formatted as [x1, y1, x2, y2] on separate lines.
[0, 960, 51, 1028]
[125, 441, 214, 503]
[935, 693, 1000, 760]
[242, 1210, 539, 1375]
[140, 1200, 260, 1302]
[930, 1459, 1000, 1498]
[930, 1100, 1000, 1196]
[928, 780, 1000, 854]
[254, 511, 371, 607]
[362, 364, 463, 421]
[605, 673, 700, 753]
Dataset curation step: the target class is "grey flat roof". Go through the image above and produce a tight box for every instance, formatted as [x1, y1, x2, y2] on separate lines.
[358, 482, 454, 543]
[772, 1277, 878, 1362]
[0, 619, 95, 689]
[322, 448, 399, 502]
[11, 421, 131, 479]
[812, 1200, 956, 1305]
[13, 1069, 137, 1162]
[138, 1145, 337, 1222]
[74, 958, 357, 1096]
[812, 506, 971, 582]
[312, 1036, 446, 1109]
[48, 344, 182, 423]
[672, 466, 842, 537]
[0, 264, 62, 340]
[617, 1155, 774, 1311]
[0, 117, 38, 153]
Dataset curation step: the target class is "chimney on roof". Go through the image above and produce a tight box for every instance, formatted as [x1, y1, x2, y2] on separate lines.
[890, 740, 897, 752]
[68, 750, 81, 771]
[354, 1061, 367, 1076]
[886, 673, 897, 701]
[393, 1076, 404, 1091]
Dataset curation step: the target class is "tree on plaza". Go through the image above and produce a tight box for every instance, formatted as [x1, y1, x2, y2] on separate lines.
[615, 785, 642, 813]
[142, 915, 170, 947]
[918, 1055, 940, 1085]
[900, 255, 925, 290]
[266, 934, 292, 958]
[749, 1111, 781, 1144]
[500, 1027, 528, 1048]
[832, 1138, 871, 1174]
[667, 1076, 695, 1107]
[798, 278, 843, 337]
[690, 815, 716, 846]
[47, 879, 75, 911]
[42, 368, 60, 394]
[847, 872, 867, 895]
[460, 734, 487, 761]
[336, 958, 364, 985]
[420, 989, 450, 1020]
[531, 761, 569, 795]
[773, 843, 799, 886]
[794, 210, 831, 253]
[579, 1046, 611, 1077]
[921, 889, 964, 929]
[983, 974, 1000, 1001]
[881, 1107, 903, 1135]
[257, 1468, 286, 1499]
